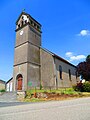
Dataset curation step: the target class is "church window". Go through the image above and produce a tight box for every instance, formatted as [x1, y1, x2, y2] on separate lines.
[25, 20, 27, 24]
[76, 71, 78, 79]
[69, 69, 71, 80]
[18, 24, 20, 28]
[31, 20, 33, 25]
[34, 23, 36, 27]
[22, 21, 24, 26]
[22, 16, 24, 19]
[37, 26, 41, 31]
[59, 65, 62, 80]
[37, 26, 39, 28]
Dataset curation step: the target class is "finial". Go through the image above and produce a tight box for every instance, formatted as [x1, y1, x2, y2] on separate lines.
[22, 9, 25, 12]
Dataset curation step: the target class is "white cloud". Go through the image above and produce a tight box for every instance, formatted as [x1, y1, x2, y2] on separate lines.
[65, 52, 73, 57]
[78, 30, 90, 36]
[70, 55, 86, 61]
[65, 52, 86, 62]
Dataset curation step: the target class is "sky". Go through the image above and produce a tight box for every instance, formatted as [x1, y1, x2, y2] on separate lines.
[0, 0, 90, 81]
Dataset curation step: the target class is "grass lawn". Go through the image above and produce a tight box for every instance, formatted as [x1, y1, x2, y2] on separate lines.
[22, 88, 90, 102]
[26, 88, 78, 94]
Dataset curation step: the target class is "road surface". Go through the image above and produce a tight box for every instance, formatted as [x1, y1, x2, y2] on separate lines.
[0, 97, 90, 120]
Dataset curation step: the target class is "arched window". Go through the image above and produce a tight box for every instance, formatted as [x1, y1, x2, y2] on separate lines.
[18, 24, 20, 28]
[21, 21, 24, 26]
[75, 71, 78, 79]
[59, 65, 62, 80]
[69, 69, 71, 80]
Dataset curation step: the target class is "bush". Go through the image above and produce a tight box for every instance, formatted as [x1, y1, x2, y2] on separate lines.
[73, 82, 83, 92]
[0, 89, 5, 92]
[73, 81, 90, 92]
[26, 90, 32, 98]
[83, 82, 90, 92]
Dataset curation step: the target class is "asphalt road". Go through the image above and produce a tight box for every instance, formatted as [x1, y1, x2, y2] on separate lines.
[0, 97, 90, 120]
[0, 102, 30, 108]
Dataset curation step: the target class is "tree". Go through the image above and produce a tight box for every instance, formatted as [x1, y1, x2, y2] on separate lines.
[77, 55, 90, 81]
[86, 55, 90, 62]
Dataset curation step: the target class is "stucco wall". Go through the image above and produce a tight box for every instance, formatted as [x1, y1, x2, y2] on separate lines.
[28, 26, 41, 46]
[13, 63, 28, 91]
[0, 83, 5, 90]
[54, 58, 79, 88]
[15, 25, 29, 47]
[6, 79, 13, 92]
[28, 44, 40, 64]
[14, 43, 28, 65]
[27, 63, 40, 88]
[40, 49, 55, 88]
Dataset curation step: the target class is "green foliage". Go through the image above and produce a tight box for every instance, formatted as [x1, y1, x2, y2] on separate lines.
[86, 55, 90, 62]
[40, 83, 42, 90]
[73, 82, 83, 92]
[0, 89, 5, 92]
[77, 55, 90, 81]
[26, 90, 32, 98]
[73, 82, 90, 92]
[61, 88, 78, 95]
[83, 82, 90, 92]
[26, 88, 78, 98]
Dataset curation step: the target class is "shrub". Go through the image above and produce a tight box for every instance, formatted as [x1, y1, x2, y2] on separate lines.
[83, 82, 90, 92]
[73, 82, 83, 92]
[73, 85, 78, 91]
[26, 90, 32, 98]
[0, 89, 5, 92]
[73, 81, 90, 92]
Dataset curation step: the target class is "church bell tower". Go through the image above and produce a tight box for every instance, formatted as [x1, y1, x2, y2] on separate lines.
[13, 12, 42, 91]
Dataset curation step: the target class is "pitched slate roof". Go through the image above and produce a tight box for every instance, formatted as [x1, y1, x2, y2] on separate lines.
[41, 47, 76, 68]
[0, 79, 6, 84]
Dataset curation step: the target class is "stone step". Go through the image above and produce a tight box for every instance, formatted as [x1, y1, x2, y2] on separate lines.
[0, 92, 18, 102]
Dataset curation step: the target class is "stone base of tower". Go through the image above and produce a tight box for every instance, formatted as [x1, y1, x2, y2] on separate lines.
[13, 62, 40, 92]
[13, 63, 28, 92]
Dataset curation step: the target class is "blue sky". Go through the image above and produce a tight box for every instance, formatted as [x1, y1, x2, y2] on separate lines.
[0, 0, 90, 81]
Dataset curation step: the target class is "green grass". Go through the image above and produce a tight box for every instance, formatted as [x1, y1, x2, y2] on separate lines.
[24, 88, 90, 102]
[0, 89, 5, 92]
[26, 88, 78, 96]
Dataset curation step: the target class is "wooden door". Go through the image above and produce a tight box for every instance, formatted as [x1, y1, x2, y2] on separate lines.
[17, 77, 22, 90]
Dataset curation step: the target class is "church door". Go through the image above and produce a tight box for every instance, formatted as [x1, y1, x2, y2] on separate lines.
[16, 74, 23, 90]
[17, 77, 22, 90]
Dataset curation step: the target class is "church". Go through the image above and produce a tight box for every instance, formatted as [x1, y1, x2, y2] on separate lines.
[13, 12, 79, 91]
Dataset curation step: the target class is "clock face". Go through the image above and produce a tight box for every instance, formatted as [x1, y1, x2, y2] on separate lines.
[20, 30, 24, 36]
